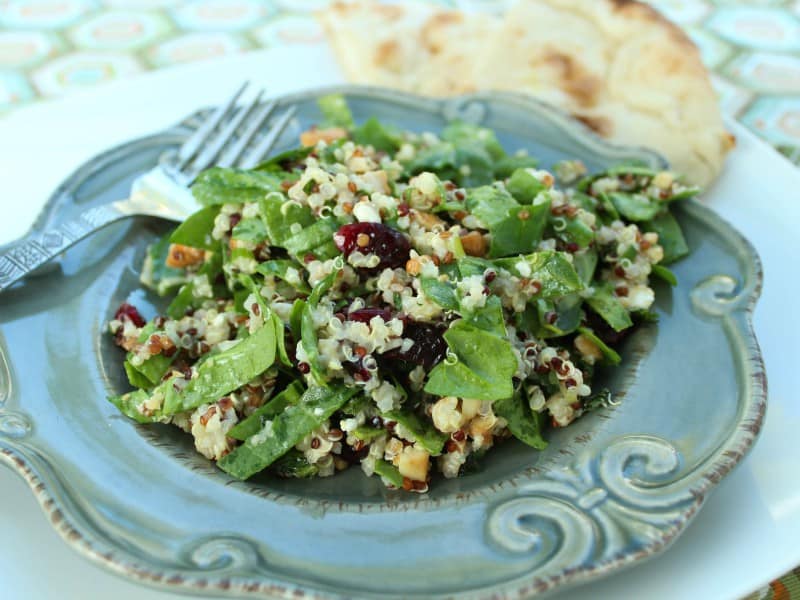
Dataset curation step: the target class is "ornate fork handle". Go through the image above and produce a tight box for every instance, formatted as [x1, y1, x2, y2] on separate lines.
[0, 203, 127, 293]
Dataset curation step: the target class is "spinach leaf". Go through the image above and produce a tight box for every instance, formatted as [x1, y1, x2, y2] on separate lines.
[352, 426, 387, 442]
[228, 380, 305, 441]
[382, 409, 448, 456]
[218, 385, 358, 480]
[572, 249, 598, 285]
[271, 449, 319, 478]
[585, 285, 633, 332]
[494, 251, 584, 299]
[374, 459, 404, 487]
[643, 211, 689, 264]
[651, 264, 677, 286]
[353, 117, 402, 153]
[489, 196, 550, 258]
[108, 390, 162, 424]
[463, 295, 506, 337]
[421, 277, 459, 311]
[170, 205, 219, 250]
[577, 326, 621, 365]
[259, 195, 315, 247]
[284, 218, 340, 257]
[424, 321, 517, 401]
[605, 192, 661, 222]
[493, 393, 547, 449]
[506, 168, 548, 203]
[162, 317, 277, 414]
[442, 121, 505, 161]
[124, 361, 154, 390]
[231, 217, 268, 244]
[140, 233, 188, 296]
[318, 94, 355, 129]
[493, 154, 539, 179]
[465, 185, 518, 229]
[191, 167, 284, 206]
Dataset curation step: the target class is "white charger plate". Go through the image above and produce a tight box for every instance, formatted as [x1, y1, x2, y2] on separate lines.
[0, 47, 798, 600]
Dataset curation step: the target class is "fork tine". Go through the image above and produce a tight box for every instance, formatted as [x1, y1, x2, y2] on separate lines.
[216, 99, 277, 169]
[237, 106, 297, 170]
[184, 89, 265, 180]
[175, 81, 248, 170]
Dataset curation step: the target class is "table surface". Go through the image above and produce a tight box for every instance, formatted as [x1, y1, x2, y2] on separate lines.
[1, 2, 799, 600]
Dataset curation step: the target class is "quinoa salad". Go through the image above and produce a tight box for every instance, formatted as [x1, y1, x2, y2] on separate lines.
[108, 95, 697, 492]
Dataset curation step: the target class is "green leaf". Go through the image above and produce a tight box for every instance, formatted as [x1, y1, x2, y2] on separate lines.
[421, 277, 459, 311]
[382, 409, 448, 456]
[605, 192, 661, 222]
[374, 459, 404, 487]
[576, 326, 621, 365]
[457, 256, 493, 278]
[424, 321, 517, 401]
[191, 167, 284, 206]
[256, 259, 310, 293]
[170, 205, 220, 250]
[124, 361, 154, 390]
[352, 117, 402, 153]
[284, 218, 340, 257]
[218, 385, 358, 480]
[162, 318, 277, 414]
[643, 211, 689, 264]
[466, 185, 518, 229]
[254, 146, 312, 173]
[260, 195, 315, 247]
[124, 323, 176, 386]
[507, 168, 547, 204]
[228, 381, 305, 441]
[493, 393, 548, 449]
[232, 217, 268, 244]
[441, 120, 505, 161]
[534, 295, 582, 338]
[585, 285, 633, 332]
[572, 249, 598, 286]
[552, 213, 595, 249]
[651, 264, 677, 286]
[352, 426, 387, 442]
[318, 93, 354, 129]
[289, 299, 305, 344]
[493, 154, 539, 179]
[494, 251, 584, 299]
[488, 196, 550, 258]
[108, 390, 162, 424]
[140, 233, 189, 296]
[270, 449, 319, 478]
[463, 295, 506, 337]
[406, 142, 457, 174]
[301, 302, 326, 385]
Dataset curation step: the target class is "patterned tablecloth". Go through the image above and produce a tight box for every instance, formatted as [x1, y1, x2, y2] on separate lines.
[0, 1, 797, 599]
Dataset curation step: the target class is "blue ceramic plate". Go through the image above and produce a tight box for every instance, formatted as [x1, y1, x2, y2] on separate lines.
[0, 87, 766, 599]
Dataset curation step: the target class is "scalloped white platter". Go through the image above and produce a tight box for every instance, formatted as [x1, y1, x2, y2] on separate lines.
[0, 47, 798, 600]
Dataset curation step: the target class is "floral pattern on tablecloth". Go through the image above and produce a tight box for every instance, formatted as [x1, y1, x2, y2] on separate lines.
[1, 0, 799, 163]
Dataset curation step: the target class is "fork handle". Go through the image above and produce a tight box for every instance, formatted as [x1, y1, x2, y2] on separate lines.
[0, 204, 126, 293]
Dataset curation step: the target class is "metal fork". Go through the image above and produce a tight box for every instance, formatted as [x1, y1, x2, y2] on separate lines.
[0, 83, 297, 293]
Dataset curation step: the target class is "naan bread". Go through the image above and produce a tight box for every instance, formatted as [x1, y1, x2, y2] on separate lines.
[318, 0, 734, 187]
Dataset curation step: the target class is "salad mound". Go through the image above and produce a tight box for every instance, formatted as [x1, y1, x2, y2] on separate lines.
[108, 95, 696, 492]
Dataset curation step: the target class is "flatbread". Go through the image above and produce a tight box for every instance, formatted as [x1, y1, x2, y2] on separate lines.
[317, 0, 734, 187]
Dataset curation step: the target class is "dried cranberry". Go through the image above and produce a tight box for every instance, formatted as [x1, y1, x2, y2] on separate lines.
[333, 222, 411, 270]
[382, 321, 447, 370]
[114, 302, 145, 327]
[346, 307, 392, 324]
[228, 213, 242, 229]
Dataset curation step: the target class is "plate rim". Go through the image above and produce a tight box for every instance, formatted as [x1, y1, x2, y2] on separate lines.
[0, 84, 768, 599]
